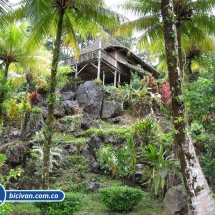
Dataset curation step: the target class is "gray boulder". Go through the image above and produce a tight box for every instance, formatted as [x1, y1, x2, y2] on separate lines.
[64, 144, 77, 155]
[60, 82, 79, 92]
[81, 113, 100, 129]
[62, 100, 80, 115]
[5, 142, 27, 167]
[164, 185, 188, 215]
[54, 103, 66, 118]
[104, 134, 118, 145]
[88, 182, 107, 192]
[86, 135, 102, 158]
[76, 81, 103, 119]
[107, 116, 121, 124]
[81, 147, 94, 161]
[101, 99, 124, 119]
[61, 91, 75, 101]
[25, 115, 45, 133]
[89, 161, 100, 174]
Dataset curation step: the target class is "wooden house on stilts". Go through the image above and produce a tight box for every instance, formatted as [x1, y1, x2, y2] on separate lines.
[63, 38, 160, 86]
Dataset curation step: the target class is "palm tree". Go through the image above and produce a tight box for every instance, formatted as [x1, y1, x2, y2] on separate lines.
[0, 21, 29, 122]
[0, 21, 29, 78]
[13, 47, 52, 131]
[161, 0, 215, 214]
[20, 0, 122, 190]
[139, 28, 215, 78]
[115, 0, 215, 74]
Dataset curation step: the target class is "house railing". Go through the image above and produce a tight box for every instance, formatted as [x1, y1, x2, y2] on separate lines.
[63, 49, 117, 67]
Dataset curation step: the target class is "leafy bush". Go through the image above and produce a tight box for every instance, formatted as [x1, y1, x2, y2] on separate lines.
[199, 137, 215, 188]
[96, 145, 118, 175]
[94, 78, 102, 84]
[34, 192, 83, 215]
[0, 78, 13, 123]
[6, 98, 20, 120]
[0, 203, 13, 215]
[0, 154, 22, 215]
[130, 72, 142, 90]
[31, 107, 43, 121]
[0, 154, 23, 187]
[99, 186, 144, 212]
[134, 118, 158, 146]
[139, 144, 176, 195]
[36, 80, 49, 94]
[56, 65, 73, 90]
[96, 136, 137, 180]
[65, 114, 83, 131]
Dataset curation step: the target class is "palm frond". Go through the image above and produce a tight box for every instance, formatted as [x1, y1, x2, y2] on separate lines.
[114, 15, 159, 39]
[24, 10, 57, 53]
[191, 0, 215, 13]
[0, 0, 12, 14]
[120, 0, 160, 17]
[191, 14, 215, 35]
[63, 11, 81, 58]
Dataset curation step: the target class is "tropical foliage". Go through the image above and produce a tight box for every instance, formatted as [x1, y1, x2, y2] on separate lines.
[115, 0, 215, 74]
[99, 186, 144, 212]
[1, 0, 215, 214]
[139, 144, 176, 195]
[17, 0, 123, 190]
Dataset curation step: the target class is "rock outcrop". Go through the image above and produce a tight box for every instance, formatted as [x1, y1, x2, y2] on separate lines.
[164, 185, 188, 215]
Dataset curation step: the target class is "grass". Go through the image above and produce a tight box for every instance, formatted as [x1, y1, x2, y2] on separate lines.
[10, 202, 40, 215]
[11, 193, 170, 215]
[74, 192, 170, 215]
[10, 149, 171, 215]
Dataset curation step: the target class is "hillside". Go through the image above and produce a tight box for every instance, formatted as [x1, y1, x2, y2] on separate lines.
[0, 78, 204, 214]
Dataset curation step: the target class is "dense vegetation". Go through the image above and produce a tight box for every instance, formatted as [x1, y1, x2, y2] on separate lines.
[0, 0, 215, 214]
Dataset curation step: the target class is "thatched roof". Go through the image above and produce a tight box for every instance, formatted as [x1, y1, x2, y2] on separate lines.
[82, 38, 128, 54]
[118, 61, 149, 77]
[81, 37, 160, 78]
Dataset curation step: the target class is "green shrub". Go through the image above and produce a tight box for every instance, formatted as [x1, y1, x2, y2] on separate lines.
[34, 192, 83, 215]
[99, 186, 144, 212]
[0, 203, 13, 215]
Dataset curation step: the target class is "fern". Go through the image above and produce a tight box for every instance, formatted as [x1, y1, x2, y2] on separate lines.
[30, 130, 45, 143]
[32, 145, 63, 172]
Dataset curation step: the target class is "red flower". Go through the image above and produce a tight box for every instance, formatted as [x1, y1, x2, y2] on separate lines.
[160, 82, 171, 103]
[28, 92, 42, 104]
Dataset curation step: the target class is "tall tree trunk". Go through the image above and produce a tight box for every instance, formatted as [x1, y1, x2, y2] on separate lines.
[21, 72, 32, 133]
[161, 0, 215, 214]
[42, 8, 65, 190]
[176, 21, 183, 73]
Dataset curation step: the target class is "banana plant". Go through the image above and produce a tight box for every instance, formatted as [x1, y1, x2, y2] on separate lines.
[139, 144, 176, 195]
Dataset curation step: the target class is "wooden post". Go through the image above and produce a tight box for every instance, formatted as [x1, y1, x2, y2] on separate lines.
[118, 73, 121, 85]
[97, 40, 101, 79]
[114, 71, 117, 87]
[114, 51, 118, 87]
[103, 71, 105, 85]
